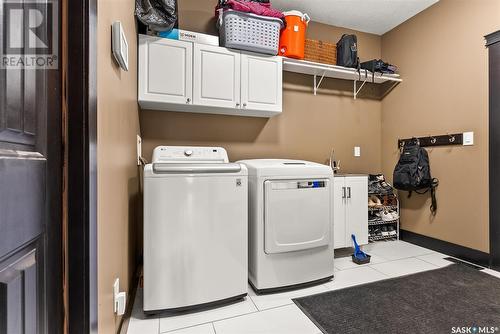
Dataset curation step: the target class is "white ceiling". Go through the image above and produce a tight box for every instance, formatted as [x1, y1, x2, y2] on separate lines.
[271, 0, 439, 35]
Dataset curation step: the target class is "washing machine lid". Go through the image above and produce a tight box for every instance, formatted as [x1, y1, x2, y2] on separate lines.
[238, 159, 332, 177]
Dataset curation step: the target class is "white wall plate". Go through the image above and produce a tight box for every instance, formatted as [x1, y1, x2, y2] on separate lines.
[112, 21, 129, 71]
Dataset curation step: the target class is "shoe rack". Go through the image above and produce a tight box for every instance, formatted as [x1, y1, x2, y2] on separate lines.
[368, 191, 400, 242]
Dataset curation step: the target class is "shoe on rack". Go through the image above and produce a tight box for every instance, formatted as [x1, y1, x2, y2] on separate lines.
[369, 174, 394, 195]
[390, 210, 399, 220]
[369, 181, 383, 194]
[369, 212, 381, 222]
[380, 211, 393, 222]
[382, 195, 397, 207]
[388, 225, 397, 236]
[368, 195, 382, 208]
[374, 228, 382, 237]
[381, 225, 390, 237]
[381, 210, 396, 222]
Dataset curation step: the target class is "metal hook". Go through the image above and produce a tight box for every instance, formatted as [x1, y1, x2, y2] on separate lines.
[430, 136, 437, 144]
[448, 134, 456, 143]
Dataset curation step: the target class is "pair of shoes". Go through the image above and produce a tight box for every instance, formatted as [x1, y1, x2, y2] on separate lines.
[369, 174, 394, 195]
[388, 225, 397, 236]
[382, 195, 397, 207]
[368, 195, 382, 208]
[368, 181, 382, 194]
[380, 210, 399, 221]
[372, 227, 382, 237]
[369, 212, 382, 222]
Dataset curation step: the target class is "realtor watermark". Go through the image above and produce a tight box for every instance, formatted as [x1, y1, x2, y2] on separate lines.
[451, 326, 499, 334]
[1, 0, 58, 69]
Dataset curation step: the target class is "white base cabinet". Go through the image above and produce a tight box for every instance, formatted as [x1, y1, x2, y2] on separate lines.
[138, 35, 282, 117]
[333, 175, 368, 249]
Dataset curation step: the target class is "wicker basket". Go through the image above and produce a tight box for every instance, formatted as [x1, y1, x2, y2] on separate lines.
[304, 39, 337, 65]
[218, 10, 283, 55]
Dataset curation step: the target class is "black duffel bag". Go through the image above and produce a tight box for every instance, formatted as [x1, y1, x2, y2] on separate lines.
[136, 0, 177, 32]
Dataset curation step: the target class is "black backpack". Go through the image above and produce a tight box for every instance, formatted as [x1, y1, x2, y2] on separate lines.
[393, 139, 439, 214]
[336, 34, 359, 68]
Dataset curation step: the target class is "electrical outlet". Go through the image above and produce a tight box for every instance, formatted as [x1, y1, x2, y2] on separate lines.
[463, 132, 474, 146]
[113, 278, 120, 313]
[137, 135, 142, 166]
[113, 278, 126, 315]
[354, 146, 361, 157]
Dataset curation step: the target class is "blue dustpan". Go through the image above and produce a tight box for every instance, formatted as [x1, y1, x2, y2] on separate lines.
[351, 234, 371, 264]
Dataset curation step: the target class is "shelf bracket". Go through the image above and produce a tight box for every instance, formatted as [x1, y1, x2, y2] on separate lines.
[353, 79, 368, 100]
[313, 71, 326, 96]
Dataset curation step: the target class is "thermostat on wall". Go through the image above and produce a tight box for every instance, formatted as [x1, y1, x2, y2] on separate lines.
[112, 21, 129, 71]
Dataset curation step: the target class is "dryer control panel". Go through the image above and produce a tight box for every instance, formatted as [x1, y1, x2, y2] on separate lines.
[270, 180, 327, 190]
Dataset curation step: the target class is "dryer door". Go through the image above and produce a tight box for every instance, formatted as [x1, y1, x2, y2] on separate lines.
[264, 179, 331, 254]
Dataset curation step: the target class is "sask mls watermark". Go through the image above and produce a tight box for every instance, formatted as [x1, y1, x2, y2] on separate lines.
[451, 326, 499, 334]
[1, 0, 58, 69]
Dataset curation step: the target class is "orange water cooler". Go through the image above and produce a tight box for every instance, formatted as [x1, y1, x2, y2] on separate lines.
[279, 11, 311, 59]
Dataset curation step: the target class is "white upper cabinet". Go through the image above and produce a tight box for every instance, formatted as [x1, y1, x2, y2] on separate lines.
[139, 35, 192, 105]
[193, 44, 241, 109]
[138, 35, 282, 117]
[241, 52, 282, 113]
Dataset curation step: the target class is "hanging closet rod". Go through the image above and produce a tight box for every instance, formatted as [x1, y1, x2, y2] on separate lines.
[398, 133, 463, 148]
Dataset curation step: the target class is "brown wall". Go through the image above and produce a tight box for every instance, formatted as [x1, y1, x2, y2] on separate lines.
[141, 0, 383, 173]
[381, 0, 500, 252]
[97, 0, 141, 333]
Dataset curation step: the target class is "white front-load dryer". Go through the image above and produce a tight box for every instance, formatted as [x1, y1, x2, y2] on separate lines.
[238, 159, 334, 293]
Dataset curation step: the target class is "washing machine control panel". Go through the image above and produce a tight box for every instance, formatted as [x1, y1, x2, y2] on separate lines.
[152, 146, 229, 163]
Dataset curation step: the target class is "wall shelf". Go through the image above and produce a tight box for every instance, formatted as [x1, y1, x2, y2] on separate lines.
[282, 58, 402, 99]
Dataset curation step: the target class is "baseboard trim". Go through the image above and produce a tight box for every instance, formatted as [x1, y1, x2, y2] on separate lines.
[400, 230, 491, 268]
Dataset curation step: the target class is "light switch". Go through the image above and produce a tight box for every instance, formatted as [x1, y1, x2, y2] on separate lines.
[463, 132, 474, 146]
[354, 146, 361, 157]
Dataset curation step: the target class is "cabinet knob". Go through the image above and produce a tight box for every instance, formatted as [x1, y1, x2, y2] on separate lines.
[243, 103, 247, 108]
[236, 103, 240, 108]
[186, 98, 191, 104]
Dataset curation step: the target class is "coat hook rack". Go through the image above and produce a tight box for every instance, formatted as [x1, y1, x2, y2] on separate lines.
[398, 133, 463, 149]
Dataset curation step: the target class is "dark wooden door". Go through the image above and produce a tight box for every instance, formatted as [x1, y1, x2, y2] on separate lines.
[0, 0, 62, 333]
[487, 30, 500, 271]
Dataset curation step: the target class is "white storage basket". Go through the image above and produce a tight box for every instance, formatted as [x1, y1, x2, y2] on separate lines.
[218, 9, 283, 55]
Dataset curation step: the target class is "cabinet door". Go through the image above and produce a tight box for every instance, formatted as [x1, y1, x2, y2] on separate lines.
[194, 44, 240, 109]
[333, 177, 347, 249]
[345, 177, 369, 246]
[138, 36, 193, 104]
[241, 52, 282, 113]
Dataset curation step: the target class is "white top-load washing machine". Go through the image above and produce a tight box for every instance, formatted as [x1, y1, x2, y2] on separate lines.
[238, 159, 334, 293]
[143, 146, 248, 312]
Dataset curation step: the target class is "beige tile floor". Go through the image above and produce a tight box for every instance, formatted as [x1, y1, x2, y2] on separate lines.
[127, 241, 500, 334]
